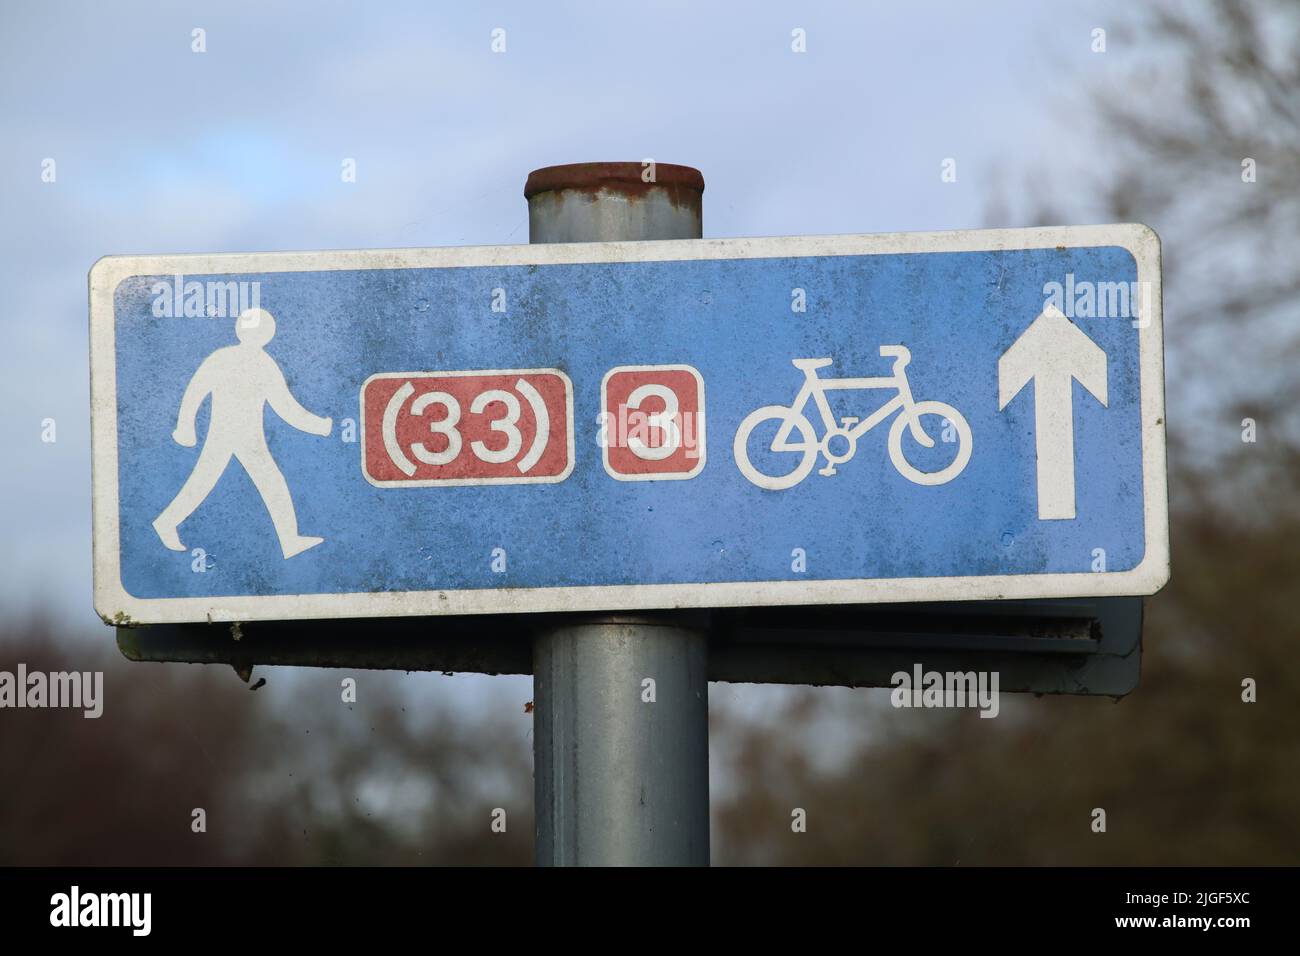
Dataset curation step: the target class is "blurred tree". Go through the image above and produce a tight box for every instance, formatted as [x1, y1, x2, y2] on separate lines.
[0, 628, 533, 865]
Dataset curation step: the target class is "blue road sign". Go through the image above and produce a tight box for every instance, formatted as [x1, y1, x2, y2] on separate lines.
[90, 226, 1168, 624]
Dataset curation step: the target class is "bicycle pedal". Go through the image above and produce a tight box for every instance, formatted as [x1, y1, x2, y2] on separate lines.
[818, 465, 837, 477]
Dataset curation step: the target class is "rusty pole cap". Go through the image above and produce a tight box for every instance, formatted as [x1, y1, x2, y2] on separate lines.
[524, 162, 705, 202]
[525, 162, 704, 243]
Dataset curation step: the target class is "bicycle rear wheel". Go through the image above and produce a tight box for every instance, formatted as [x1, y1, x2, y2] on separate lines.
[733, 407, 818, 490]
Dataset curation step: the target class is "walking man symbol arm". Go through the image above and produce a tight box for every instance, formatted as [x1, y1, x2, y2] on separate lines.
[266, 361, 332, 437]
[171, 356, 216, 447]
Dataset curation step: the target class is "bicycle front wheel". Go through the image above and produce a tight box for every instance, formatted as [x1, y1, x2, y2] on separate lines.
[887, 401, 973, 486]
[733, 406, 818, 490]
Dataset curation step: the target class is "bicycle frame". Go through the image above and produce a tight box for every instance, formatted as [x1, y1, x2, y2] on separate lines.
[773, 361, 933, 449]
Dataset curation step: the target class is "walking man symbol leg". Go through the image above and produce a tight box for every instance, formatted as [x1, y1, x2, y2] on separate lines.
[152, 442, 231, 551]
[235, 441, 324, 558]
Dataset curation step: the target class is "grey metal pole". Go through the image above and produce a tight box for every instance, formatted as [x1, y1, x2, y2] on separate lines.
[527, 162, 710, 866]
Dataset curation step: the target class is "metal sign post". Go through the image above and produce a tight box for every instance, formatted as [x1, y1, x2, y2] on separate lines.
[526, 164, 711, 866]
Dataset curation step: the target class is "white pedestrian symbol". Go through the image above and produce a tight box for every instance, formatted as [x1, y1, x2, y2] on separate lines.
[152, 308, 333, 558]
[733, 346, 972, 491]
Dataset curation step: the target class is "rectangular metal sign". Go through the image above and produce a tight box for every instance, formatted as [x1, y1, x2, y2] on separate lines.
[90, 225, 1168, 624]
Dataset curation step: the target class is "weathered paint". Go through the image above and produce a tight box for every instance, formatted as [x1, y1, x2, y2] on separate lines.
[89, 224, 1167, 625]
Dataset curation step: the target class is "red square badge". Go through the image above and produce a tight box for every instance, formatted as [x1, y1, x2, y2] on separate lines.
[601, 365, 706, 480]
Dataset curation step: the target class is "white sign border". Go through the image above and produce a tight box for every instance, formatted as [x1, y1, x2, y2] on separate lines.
[90, 224, 1168, 625]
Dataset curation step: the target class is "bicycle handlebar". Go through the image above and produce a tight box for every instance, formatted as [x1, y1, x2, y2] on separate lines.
[879, 345, 912, 365]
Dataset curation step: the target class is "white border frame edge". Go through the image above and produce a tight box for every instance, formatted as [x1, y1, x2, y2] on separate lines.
[89, 224, 1168, 624]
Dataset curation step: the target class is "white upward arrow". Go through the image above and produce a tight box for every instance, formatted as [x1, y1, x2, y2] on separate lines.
[998, 304, 1108, 520]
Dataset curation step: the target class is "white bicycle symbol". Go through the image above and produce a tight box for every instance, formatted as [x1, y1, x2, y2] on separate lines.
[733, 346, 973, 491]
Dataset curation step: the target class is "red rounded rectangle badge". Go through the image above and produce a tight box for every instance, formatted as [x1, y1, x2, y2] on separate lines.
[361, 369, 574, 486]
[601, 364, 706, 481]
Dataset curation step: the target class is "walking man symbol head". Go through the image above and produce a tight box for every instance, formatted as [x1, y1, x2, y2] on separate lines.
[236, 307, 276, 347]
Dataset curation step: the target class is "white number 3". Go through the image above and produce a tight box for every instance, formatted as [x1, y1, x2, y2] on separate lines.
[626, 384, 680, 461]
[470, 389, 523, 463]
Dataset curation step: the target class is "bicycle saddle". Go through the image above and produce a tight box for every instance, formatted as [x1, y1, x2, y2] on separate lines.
[792, 358, 834, 371]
